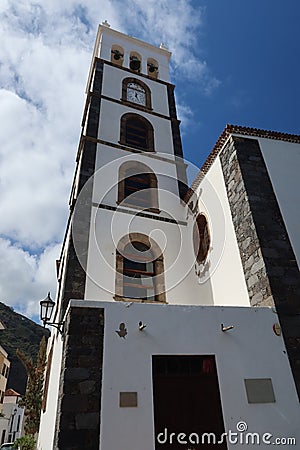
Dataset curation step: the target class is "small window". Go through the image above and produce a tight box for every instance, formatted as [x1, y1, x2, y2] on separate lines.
[118, 162, 159, 211]
[115, 234, 166, 302]
[124, 173, 151, 208]
[123, 241, 156, 301]
[120, 113, 154, 151]
[193, 214, 210, 264]
[111, 45, 124, 67]
[126, 118, 147, 148]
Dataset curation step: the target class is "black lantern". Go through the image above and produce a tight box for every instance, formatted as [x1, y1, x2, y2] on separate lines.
[40, 292, 55, 323]
[40, 292, 64, 334]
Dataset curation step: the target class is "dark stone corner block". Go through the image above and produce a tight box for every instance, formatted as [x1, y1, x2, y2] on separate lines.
[54, 307, 105, 449]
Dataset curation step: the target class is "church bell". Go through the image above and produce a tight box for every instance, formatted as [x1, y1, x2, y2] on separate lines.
[130, 56, 141, 71]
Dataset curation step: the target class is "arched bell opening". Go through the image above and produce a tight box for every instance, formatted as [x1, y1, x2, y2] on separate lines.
[147, 58, 159, 79]
[111, 45, 124, 67]
[130, 51, 142, 73]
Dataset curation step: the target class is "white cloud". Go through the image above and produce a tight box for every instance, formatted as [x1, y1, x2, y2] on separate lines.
[176, 102, 194, 133]
[114, 0, 219, 89]
[0, 0, 218, 318]
[0, 238, 60, 317]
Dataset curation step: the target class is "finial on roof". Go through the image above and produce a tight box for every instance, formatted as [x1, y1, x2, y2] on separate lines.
[102, 20, 110, 28]
[160, 42, 168, 50]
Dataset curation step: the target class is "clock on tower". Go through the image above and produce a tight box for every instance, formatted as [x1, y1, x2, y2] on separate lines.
[126, 82, 146, 105]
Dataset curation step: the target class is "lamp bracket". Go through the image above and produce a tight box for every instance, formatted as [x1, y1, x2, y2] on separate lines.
[43, 320, 65, 335]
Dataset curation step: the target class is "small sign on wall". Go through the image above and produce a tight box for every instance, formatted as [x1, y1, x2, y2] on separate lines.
[119, 392, 138, 407]
[244, 378, 275, 403]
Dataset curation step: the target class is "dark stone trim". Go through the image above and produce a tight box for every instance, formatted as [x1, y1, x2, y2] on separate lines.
[92, 202, 187, 226]
[85, 136, 182, 165]
[101, 94, 177, 121]
[59, 60, 104, 319]
[167, 84, 188, 200]
[54, 307, 104, 450]
[220, 136, 300, 398]
[167, 84, 177, 120]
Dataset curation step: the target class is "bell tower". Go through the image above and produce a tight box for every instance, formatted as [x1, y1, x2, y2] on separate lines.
[56, 21, 190, 320]
[38, 22, 300, 450]
[38, 22, 195, 450]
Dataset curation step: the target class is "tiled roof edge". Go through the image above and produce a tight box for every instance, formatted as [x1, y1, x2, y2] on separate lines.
[184, 124, 300, 203]
[5, 388, 21, 397]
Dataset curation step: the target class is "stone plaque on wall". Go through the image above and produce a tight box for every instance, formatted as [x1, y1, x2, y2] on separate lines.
[119, 392, 138, 407]
[244, 378, 275, 403]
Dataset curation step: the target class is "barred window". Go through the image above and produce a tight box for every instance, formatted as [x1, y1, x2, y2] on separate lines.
[115, 234, 166, 303]
[118, 162, 159, 211]
[120, 113, 154, 151]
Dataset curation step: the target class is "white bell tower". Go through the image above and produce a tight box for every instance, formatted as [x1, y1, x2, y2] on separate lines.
[38, 23, 300, 450]
[59, 21, 194, 314]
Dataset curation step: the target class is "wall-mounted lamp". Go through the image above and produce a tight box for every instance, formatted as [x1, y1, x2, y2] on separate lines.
[40, 292, 64, 335]
[139, 321, 147, 331]
[221, 323, 234, 332]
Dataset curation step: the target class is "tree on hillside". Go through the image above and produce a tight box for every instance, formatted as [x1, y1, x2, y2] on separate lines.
[16, 336, 47, 435]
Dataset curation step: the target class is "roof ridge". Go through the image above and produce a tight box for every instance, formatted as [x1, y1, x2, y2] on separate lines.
[184, 124, 300, 203]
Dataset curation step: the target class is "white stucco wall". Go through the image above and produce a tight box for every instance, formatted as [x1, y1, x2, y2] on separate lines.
[84, 205, 214, 306]
[37, 335, 63, 450]
[84, 146, 252, 307]
[70, 300, 300, 450]
[257, 137, 300, 268]
[82, 25, 253, 309]
[195, 157, 250, 306]
[92, 144, 183, 216]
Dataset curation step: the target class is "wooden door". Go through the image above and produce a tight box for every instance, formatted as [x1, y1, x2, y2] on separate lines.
[152, 355, 227, 449]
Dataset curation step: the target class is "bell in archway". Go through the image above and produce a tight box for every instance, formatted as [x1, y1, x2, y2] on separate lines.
[112, 49, 123, 61]
[130, 56, 141, 71]
[148, 63, 157, 73]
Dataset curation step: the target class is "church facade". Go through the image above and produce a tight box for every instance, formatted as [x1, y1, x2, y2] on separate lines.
[37, 23, 300, 450]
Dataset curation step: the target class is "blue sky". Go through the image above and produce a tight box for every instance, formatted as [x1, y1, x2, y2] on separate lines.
[0, 0, 299, 319]
[180, 0, 300, 167]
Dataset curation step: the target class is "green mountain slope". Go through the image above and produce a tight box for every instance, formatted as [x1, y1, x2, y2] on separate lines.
[0, 302, 49, 395]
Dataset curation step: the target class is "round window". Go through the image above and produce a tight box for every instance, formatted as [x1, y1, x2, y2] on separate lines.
[193, 214, 210, 264]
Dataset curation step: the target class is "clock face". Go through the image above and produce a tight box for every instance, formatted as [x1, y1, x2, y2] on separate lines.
[127, 83, 146, 106]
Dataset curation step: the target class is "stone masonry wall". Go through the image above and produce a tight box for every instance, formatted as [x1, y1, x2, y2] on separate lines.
[60, 60, 104, 319]
[220, 137, 273, 307]
[54, 306, 104, 450]
[220, 135, 300, 397]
